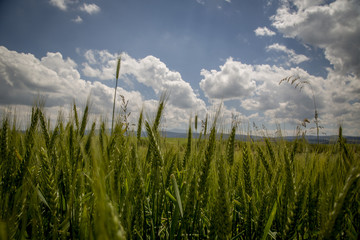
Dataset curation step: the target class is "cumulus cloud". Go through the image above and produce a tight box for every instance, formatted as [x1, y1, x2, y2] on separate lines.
[1, 46, 359, 135]
[81, 50, 206, 111]
[82, 51, 116, 80]
[0, 46, 143, 127]
[203, 59, 316, 111]
[0, 46, 80, 107]
[271, 0, 360, 76]
[199, 58, 257, 100]
[266, 43, 310, 65]
[79, 3, 101, 15]
[199, 57, 360, 135]
[0, 46, 208, 131]
[254, 27, 276, 36]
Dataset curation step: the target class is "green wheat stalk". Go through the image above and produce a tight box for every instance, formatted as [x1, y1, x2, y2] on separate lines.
[111, 57, 121, 134]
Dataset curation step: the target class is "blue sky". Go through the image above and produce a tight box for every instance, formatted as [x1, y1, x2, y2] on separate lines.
[0, 0, 359, 136]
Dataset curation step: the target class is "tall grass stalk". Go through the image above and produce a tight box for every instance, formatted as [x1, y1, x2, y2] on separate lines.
[111, 57, 121, 134]
[280, 75, 321, 144]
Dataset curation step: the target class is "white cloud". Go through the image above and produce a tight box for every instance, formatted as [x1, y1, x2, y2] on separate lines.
[82, 63, 101, 78]
[266, 43, 310, 65]
[199, 58, 257, 100]
[49, 1, 100, 21]
[0, 46, 206, 130]
[0, 47, 226, 133]
[1, 46, 359, 135]
[266, 43, 287, 52]
[81, 50, 207, 111]
[254, 27, 276, 36]
[72, 16, 83, 23]
[199, 57, 360, 135]
[84, 49, 97, 64]
[49, 0, 69, 11]
[199, 58, 315, 107]
[271, 0, 360, 76]
[79, 3, 101, 15]
[291, 0, 326, 11]
[0, 46, 143, 128]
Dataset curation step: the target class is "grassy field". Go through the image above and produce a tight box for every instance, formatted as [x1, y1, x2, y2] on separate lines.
[0, 99, 359, 239]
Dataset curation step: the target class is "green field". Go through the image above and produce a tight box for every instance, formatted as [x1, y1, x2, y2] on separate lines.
[0, 100, 359, 239]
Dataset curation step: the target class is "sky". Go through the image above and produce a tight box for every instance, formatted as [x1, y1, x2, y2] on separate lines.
[0, 0, 359, 136]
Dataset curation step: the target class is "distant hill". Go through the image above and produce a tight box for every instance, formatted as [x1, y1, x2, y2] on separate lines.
[158, 131, 360, 144]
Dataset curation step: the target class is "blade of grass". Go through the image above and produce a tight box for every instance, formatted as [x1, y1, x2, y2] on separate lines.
[261, 201, 278, 240]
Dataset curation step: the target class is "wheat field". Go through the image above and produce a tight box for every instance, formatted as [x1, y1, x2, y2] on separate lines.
[0, 99, 359, 239]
